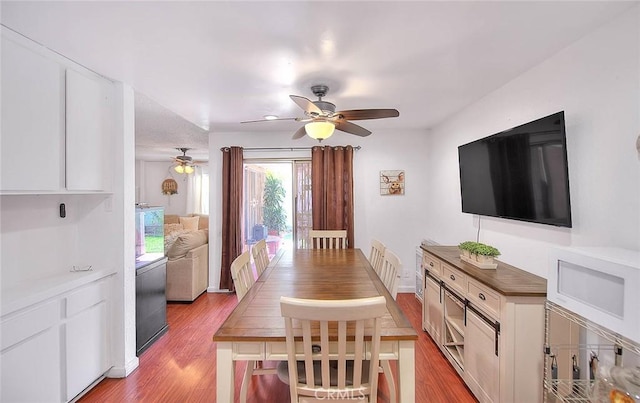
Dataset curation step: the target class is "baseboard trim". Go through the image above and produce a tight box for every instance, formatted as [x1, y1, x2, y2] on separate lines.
[106, 356, 140, 378]
[398, 285, 416, 294]
[207, 286, 231, 293]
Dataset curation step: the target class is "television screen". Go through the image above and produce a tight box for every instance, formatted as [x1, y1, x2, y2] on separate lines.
[458, 111, 572, 227]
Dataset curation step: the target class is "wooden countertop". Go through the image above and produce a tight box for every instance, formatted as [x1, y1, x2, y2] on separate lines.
[421, 245, 547, 297]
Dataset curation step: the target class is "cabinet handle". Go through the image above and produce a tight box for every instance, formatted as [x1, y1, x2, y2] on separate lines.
[478, 293, 486, 301]
[429, 262, 434, 267]
[450, 274, 455, 281]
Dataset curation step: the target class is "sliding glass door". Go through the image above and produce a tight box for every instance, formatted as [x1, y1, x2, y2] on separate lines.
[243, 159, 311, 261]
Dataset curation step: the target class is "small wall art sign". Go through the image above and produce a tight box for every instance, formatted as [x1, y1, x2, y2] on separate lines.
[380, 170, 405, 195]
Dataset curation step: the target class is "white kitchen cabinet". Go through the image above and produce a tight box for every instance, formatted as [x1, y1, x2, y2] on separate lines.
[1, 272, 114, 402]
[65, 69, 107, 191]
[1, 27, 112, 194]
[1, 301, 61, 402]
[1, 33, 64, 191]
[421, 245, 547, 403]
[64, 279, 110, 400]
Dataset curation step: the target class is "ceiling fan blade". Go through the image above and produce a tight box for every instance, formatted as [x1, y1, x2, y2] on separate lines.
[336, 109, 399, 121]
[292, 126, 307, 139]
[241, 117, 299, 124]
[334, 119, 372, 137]
[290, 95, 323, 115]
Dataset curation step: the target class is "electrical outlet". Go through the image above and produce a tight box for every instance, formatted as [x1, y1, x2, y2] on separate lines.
[104, 196, 113, 212]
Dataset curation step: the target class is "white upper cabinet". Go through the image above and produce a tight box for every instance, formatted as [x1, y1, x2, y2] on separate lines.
[65, 69, 107, 191]
[1, 34, 64, 191]
[1, 28, 112, 194]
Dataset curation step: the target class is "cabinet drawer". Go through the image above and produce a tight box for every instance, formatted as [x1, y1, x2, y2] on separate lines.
[1, 300, 59, 350]
[442, 264, 466, 294]
[423, 253, 442, 277]
[65, 280, 108, 318]
[467, 279, 500, 319]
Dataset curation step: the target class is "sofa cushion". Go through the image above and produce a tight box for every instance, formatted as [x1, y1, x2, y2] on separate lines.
[179, 216, 199, 231]
[193, 214, 209, 230]
[163, 223, 184, 236]
[164, 214, 180, 225]
[164, 229, 188, 252]
[166, 229, 208, 260]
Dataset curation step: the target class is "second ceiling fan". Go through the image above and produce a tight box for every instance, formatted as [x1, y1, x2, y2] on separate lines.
[243, 85, 399, 141]
[171, 148, 203, 174]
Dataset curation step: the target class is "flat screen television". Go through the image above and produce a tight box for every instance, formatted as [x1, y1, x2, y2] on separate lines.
[458, 111, 572, 227]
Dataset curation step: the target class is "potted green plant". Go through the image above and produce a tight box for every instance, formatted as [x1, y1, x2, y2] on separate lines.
[263, 172, 287, 235]
[459, 241, 500, 268]
[458, 241, 477, 258]
[473, 244, 501, 265]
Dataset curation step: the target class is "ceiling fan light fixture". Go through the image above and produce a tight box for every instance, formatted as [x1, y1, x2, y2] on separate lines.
[305, 121, 335, 141]
[174, 164, 185, 174]
[184, 165, 195, 174]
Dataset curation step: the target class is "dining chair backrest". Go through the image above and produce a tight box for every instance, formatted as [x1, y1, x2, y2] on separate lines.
[369, 239, 386, 276]
[278, 295, 387, 403]
[230, 251, 255, 302]
[308, 229, 348, 249]
[380, 249, 402, 299]
[251, 239, 270, 277]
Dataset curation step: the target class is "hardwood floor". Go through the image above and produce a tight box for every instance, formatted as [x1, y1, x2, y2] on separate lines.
[80, 293, 477, 402]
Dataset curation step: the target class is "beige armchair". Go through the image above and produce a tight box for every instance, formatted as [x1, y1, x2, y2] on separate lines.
[166, 241, 208, 302]
[164, 213, 209, 302]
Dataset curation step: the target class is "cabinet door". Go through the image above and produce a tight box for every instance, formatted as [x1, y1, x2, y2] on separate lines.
[1, 327, 61, 402]
[465, 308, 500, 403]
[65, 69, 106, 191]
[1, 34, 64, 191]
[1, 300, 61, 402]
[65, 301, 110, 400]
[425, 275, 443, 345]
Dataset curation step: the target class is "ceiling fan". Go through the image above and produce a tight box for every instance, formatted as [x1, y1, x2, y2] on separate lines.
[171, 148, 202, 174]
[242, 85, 399, 141]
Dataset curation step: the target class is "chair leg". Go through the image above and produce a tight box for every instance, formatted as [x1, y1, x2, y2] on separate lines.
[240, 360, 256, 403]
[381, 360, 397, 403]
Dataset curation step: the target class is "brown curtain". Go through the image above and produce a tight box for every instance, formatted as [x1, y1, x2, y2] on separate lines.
[311, 145, 355, 248]
[220, 146, 243, 291]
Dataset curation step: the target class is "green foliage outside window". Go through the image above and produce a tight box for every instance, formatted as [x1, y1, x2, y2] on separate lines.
[263, 172, 287, 233]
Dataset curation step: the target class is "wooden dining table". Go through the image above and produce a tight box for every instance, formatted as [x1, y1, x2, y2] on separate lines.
[213, 247, 418, 402]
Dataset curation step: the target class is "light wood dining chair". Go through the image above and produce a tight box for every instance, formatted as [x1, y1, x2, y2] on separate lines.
[308, 229, 348, 249]
[251, 239, 270, 277]
[277, 295, 387, 403]
[378, 248, 403, 403]
[230, 250, 255, 302]
[380, 248, 402, 300]
[232, 249, 277, 403]
[369, 238, 386, 276]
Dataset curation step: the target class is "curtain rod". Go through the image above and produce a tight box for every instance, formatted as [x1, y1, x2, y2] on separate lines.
[220, 146, 361, 152]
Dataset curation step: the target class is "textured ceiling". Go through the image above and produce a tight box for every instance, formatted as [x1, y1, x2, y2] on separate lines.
[1, 1, 634, 162]
[134, 93, 208, 161]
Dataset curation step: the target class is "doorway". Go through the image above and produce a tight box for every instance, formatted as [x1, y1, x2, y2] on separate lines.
[243, 160, 312, 259]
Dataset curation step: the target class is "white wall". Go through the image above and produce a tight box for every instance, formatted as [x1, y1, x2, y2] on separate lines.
[207, 129, 429, 292]
[424, 7, 640, 278]
[135, 160, 188, 215]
